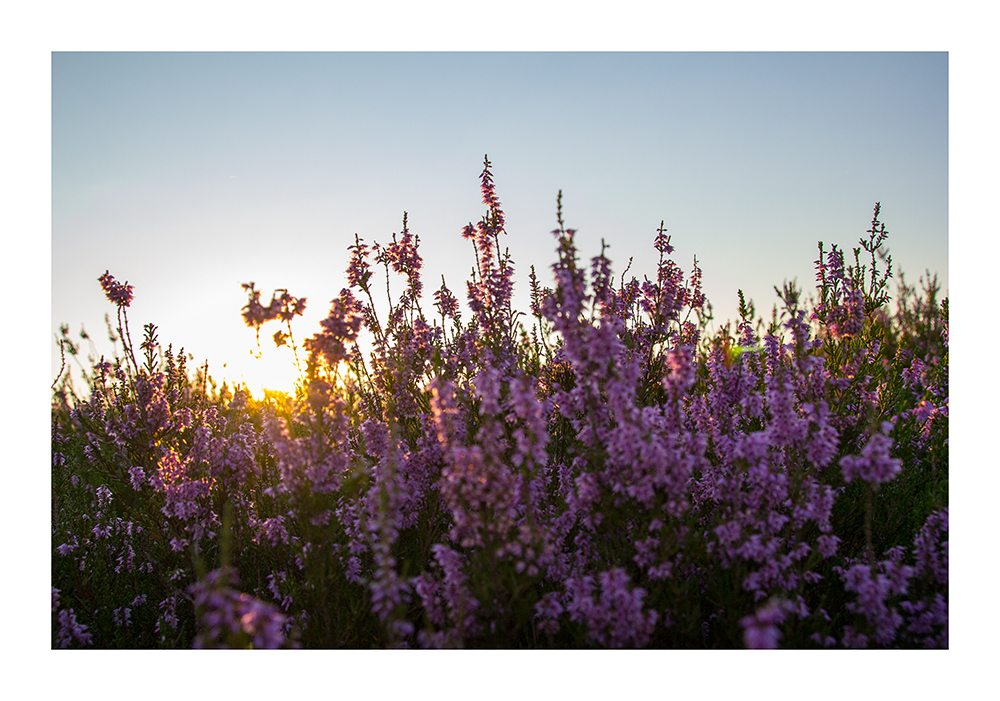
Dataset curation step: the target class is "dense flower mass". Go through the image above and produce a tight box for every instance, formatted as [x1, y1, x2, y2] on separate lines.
[53, 157, 947, 649]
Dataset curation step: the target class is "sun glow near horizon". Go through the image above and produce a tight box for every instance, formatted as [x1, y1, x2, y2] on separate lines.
[222, 339, 304, 400]
[222, 324, 370, 401]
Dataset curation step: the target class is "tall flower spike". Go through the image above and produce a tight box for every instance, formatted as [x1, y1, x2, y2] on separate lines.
[347, 234, 373, 290]
[480, 154, 504, 233]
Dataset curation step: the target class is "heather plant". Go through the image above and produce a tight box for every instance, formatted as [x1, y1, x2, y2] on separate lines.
[52, 157, 947, 649]
[52, 275, 297, 647]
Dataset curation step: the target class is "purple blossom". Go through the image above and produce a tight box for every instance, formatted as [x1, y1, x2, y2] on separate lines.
[836, 546, 914, 647]
[98, 270, 134, 307]
[381, 216, 424, 301]
[653, 222, 673, 254]
[189, 567, 290, 649]
[113, 606, 132, 627]
[346, 234, 373, 289]
[55, 608, 93, 648]
[365, 433, 416, 645]
[840, 422, 902, 484]
[421, 544, 480, 645]
[566, 568, 658, 648]
[534, 592, 564, 636]
[433, 276, 460, 321]
[128, 465, 145, 490]
[155, 596, 179, 638]
[258, 516, 290, 547]
[896, 509, 948, 647]
[240, 282, 273, 329]
[817, 534, 841, 558]
[304, 289, 365, 367]
[741, 598, 794, 649]
[912, 509, 948, 587]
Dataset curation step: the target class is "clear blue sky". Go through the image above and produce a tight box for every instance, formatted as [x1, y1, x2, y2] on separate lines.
[52, 52, 948, 394]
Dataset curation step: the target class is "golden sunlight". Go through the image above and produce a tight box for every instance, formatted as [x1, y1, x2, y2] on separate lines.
[223, 342, 304, 400]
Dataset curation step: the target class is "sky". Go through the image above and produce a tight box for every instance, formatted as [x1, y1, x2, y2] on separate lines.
[51, 51, 949, 396]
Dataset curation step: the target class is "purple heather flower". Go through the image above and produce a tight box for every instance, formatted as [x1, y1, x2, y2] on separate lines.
[743, 620, 781, 649]
[384, 223, 424, 297]
[534, 592, 564, 636]
[840, 422, 902, 485]
[240, 282, 302, 330]
[98, 270, 134, 307]
[912, 509, 948, 587]
[566, 568, 658, 648]
[836, 547, 914, 647]
[412, 572, 446, 629]
[434, 276, 460, 321]
[432, 544, 479, 635]
[346, 234, 373, 289]
[479, 156, 504, 226]
[128, 465, 145, 490]
[113, 606, 132, 627]
[275, 290, 307, 322]
[94, 359, 114, 376]
[304, 289, 365, 367]
[900, 595, 948, 647]
[55, 608, 93, 648]
[653, 223, 673, 254]
[740, 598, 795, 649]
[189, 567, 290, 649]
[817, 534, 841, 558]
[258, 516, 290, 547]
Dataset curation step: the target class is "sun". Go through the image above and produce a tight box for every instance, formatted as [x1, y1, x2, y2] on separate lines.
[223, 343, 304, 400]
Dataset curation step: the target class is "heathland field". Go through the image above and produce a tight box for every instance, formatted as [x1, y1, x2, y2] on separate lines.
[52, 158, 947, 648]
